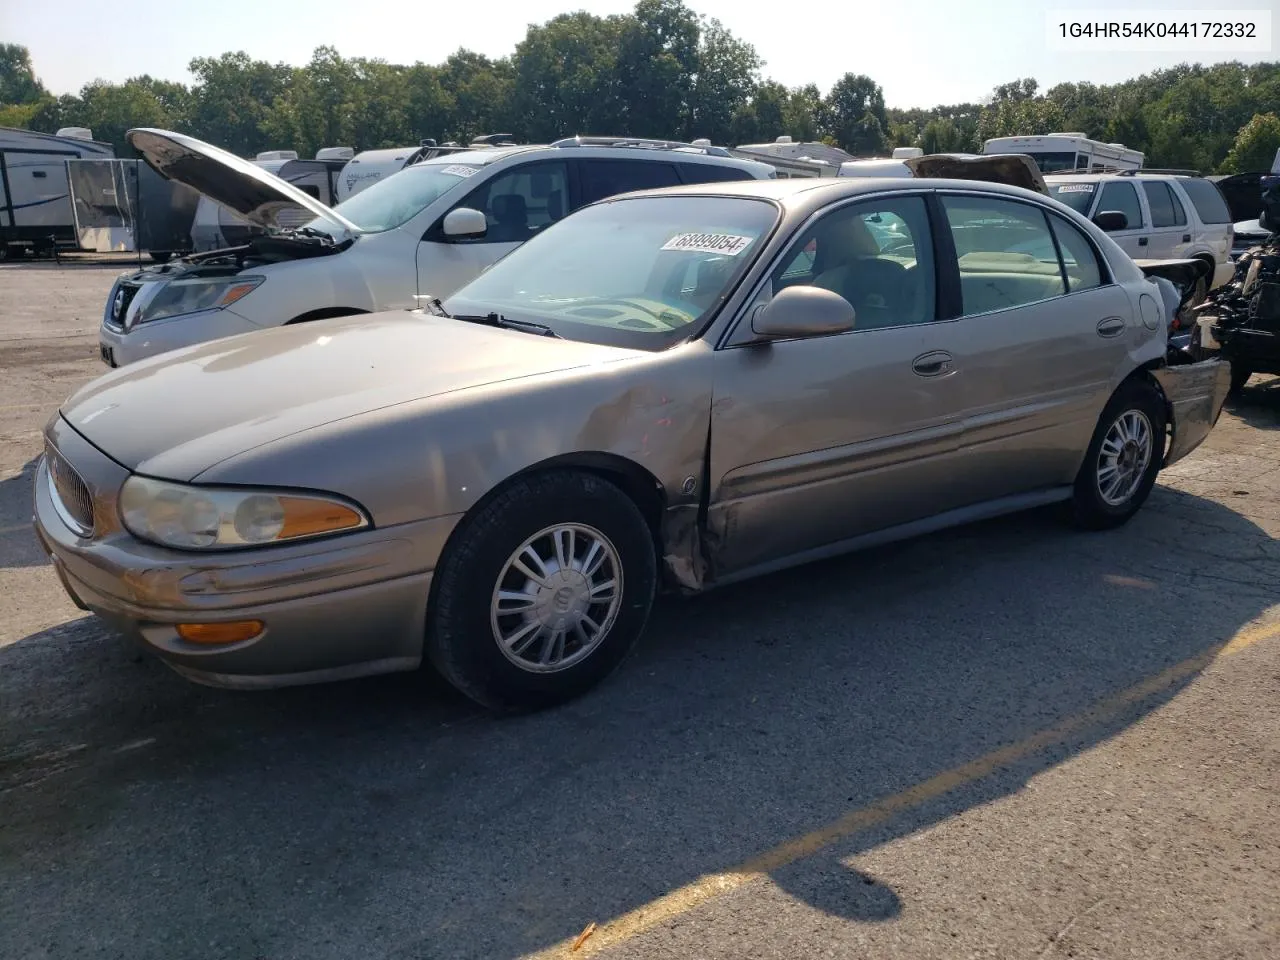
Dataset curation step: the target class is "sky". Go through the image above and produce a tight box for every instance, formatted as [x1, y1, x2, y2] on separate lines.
[3, 0, 1276, 109]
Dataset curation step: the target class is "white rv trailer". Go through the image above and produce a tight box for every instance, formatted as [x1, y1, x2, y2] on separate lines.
[981, 133, 1144, 173]
[0, 126, 116, 257]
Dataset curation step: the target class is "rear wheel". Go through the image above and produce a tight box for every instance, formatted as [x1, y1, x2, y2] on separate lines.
[1070, 379, 1166, 530]
[426, 470, 657, 712]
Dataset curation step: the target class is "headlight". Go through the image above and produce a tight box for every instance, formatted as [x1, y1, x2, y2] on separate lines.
[119, 476, 369, 550]
[128, 276, 264, 328]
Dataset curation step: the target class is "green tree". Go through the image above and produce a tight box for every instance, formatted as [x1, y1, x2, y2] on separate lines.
[615, 0, 700, 138]
[823, 73, 888, 154]
[1222, 112, 1280, 173]
[0, 43, 46, 105]
[510, 12, 626, 142]
[187, 52, 294, 156]
[438, 50, 515, 142]
[783, 84, 824, 142]
[687, 17, 761, 144]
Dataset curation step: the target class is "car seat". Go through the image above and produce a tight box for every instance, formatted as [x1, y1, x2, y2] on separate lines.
[491, 194, 529, 243]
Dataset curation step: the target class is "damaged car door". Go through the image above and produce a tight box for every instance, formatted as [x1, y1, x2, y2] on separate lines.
[706, 193, 969, 578]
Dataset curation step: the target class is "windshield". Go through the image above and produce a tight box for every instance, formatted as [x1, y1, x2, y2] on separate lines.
[1048, 182, 1097, 214]
[1026, 151, 1081, 173]
[444, 195, 779, 351]
[316, 162, 483, 233]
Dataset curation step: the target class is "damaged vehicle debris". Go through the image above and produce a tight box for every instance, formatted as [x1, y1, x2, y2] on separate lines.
[1186, 175, 1280, 393]
[37, 175, 1231, 713]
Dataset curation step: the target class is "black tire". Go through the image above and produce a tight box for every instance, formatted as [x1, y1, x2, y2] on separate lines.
[426, 470, 657, 712]
[149, 251, 173, 264]
[1228, 363, 1252, 395]
[1069, 378, 1167, 531]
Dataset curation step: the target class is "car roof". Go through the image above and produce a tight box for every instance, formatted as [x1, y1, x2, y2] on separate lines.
[416, 142, 771, 173]
[600, 175, 1057, 209]
[1044, 172, 1181, 182]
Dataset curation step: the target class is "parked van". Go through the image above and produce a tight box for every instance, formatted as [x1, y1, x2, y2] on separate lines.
[98, 129, 776, 367]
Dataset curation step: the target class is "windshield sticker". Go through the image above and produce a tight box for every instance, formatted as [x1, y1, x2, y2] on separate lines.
[439, 165, 480, 178]
[1054, 184, 1095, 193]
[661, 233, 753, 256]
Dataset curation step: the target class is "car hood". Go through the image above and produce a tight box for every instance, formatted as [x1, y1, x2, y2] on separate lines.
[127, 128, 360, 235]
[60, 312, 639, 481]
[907, 153, 1048, 194]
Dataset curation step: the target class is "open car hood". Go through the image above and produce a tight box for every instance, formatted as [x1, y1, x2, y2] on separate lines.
[906, 153, 1048, 195]
[126, 128, 360, 235]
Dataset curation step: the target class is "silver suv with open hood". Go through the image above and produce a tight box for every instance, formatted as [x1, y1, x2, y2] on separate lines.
[96, 129, 774, 368]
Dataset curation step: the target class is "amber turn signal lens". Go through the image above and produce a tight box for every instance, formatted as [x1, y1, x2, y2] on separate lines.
[176, 620, 265, 645]
[278, 497, 364, 539]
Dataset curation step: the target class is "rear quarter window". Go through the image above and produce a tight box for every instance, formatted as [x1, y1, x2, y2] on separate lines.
[1176, 178, 1232, 225]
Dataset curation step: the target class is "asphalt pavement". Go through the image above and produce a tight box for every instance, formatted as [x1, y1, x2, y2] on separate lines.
[1, 259, 1277, 960]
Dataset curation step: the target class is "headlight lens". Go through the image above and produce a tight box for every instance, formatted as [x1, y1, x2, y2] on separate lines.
[119, 476, 368, 550]
[129, 276, 264, 328]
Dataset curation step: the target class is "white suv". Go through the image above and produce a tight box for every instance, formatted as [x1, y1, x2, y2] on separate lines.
[98, 130, 775, 367]
[1043, 171, 1234, 295]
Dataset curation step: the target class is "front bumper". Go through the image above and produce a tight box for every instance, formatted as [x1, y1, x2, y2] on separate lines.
[99, 307, 258, 367]
[33, 419, 461, 689]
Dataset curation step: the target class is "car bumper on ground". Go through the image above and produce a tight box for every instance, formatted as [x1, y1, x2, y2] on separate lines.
[98, 307, 258, 368]
[32, 421, 461, 689]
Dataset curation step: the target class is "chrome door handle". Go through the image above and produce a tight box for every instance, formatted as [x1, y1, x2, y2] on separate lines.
[912, 350, 953, 377]
[1097, 317, 1126, 338]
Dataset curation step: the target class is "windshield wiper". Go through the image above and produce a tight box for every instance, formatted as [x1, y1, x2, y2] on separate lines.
[451, 311, 561, 338]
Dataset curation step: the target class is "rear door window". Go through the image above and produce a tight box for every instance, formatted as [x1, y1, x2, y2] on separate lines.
[1142, 181, 1187, 228]
[940, 195, 1068, 316]
[1175, 177, 1232, 224]
[578, 159, 681, 206]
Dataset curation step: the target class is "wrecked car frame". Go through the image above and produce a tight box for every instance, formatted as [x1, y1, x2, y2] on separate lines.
[35, 176, 1232, 710]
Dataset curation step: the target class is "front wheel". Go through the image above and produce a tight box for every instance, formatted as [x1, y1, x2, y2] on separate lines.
[425, 470, 657, 712]
[1069, 379, 1167, 530]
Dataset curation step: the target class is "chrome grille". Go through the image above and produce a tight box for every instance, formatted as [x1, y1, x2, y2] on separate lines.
[45, 443, 95, 535]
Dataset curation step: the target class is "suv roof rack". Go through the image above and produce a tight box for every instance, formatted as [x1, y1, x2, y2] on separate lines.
[1049, 165, 1128, 175]
[550, 135, 732, 157]
[1117, 168, 1201, 177]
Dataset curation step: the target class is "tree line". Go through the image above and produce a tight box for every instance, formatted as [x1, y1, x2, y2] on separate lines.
[3, 0, 1280, 174]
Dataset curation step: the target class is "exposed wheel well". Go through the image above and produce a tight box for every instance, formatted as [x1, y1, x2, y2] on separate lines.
[1121, 365, 1174, 455]
[286, 307, 369, 325]
[510, 454, 666, 546]
[440, 454, 667, 563]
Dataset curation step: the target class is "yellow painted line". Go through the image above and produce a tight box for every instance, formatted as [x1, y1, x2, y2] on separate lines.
[525, 622, 1280, 959]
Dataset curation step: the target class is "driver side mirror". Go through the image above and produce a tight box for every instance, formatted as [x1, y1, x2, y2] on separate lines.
[442, 207, 487, 238]
[751, 285, 857, 340]
[1092, 210, 1129, 232]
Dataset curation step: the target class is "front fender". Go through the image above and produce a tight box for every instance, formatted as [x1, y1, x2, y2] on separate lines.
[1150, 358, 1232, 468]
